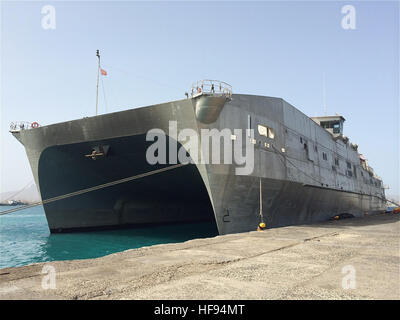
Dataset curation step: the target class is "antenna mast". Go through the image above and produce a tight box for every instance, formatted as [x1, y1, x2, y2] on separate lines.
[322, 72, 326, 115]
[96, 50, 100, 116]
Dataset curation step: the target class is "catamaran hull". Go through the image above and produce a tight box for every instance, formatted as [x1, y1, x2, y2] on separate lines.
[12, 94, 386, 234]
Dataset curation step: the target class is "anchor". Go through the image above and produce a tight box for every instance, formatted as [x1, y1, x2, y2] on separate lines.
[84, 145, 109, 160]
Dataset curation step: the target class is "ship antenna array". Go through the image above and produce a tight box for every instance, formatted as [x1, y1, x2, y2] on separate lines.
[0, 163, 187, 216]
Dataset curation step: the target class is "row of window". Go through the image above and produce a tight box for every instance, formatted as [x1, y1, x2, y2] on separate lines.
[322, 152, 362, 180]
[267, 123, 382, 188]
[322, 153, 354, 171]
[320, 121, 341, 134]
[324, 154, 382, 186]
[256, 120, 381, 188]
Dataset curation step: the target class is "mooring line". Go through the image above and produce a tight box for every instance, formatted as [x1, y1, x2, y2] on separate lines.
[0, 163, 188, 216]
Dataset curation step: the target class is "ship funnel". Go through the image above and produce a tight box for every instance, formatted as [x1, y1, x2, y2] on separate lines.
[190, 80, 232, 124]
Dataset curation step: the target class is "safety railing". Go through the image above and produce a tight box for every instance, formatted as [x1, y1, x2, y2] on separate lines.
[190, 80, 232, 99]
[9, 121, 40, 132]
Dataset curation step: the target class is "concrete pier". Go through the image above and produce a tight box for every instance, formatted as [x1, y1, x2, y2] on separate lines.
[0, 213, 399, 300]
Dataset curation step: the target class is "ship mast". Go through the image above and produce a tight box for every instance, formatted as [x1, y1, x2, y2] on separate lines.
[322, 72, 326, 116]
[95, 50, 100, 116]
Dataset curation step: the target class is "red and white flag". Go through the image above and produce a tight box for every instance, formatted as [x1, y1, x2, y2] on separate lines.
[100, 68, 107, 76]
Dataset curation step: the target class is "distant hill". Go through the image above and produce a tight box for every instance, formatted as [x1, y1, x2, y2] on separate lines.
[0, 183, 40, 204]
[386, 194, 400, 207]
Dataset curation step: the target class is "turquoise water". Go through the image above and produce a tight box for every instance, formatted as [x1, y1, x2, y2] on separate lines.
[0, 206, 218, 269]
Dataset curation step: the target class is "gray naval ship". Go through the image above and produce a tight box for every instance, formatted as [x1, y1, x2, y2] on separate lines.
[10, 80, 386, 234]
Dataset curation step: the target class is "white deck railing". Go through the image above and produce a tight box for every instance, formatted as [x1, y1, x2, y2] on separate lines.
[190, 80, 232, 99]
[9, 121, 39, 132]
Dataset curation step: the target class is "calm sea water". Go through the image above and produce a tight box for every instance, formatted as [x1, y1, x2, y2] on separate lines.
[0, 205, 218, 269]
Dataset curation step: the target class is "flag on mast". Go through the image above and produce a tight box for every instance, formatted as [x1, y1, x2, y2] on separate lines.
[100, 68, 107, 76]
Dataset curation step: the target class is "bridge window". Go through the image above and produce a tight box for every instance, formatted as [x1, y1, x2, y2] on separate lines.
[320, 120, 341, 134]
[333, 123, 340, 134]
[322, 152, 328, 160]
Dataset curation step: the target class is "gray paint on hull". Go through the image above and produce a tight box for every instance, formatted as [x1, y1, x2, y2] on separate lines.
[12, 94, 386, 234]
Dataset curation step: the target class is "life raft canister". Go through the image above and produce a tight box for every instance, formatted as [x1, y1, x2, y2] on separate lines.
[31, 122, 39, 128]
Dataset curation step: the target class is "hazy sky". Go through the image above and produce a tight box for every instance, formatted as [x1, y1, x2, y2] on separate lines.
[1, 1, 399, 199]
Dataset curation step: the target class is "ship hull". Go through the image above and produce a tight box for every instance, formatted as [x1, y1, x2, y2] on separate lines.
[210, 174, 385, 234]
[38, 134, 215, 232]
[13, 94, 386, 234]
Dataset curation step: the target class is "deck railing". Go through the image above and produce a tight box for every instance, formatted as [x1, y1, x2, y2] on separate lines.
[190, 80, 232, 99]
[9, 121, 38, 132]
